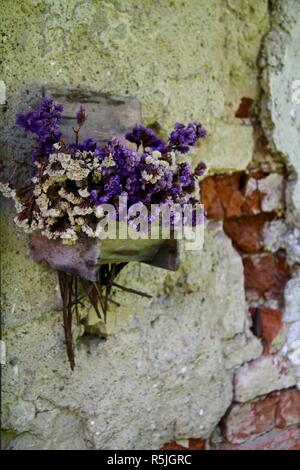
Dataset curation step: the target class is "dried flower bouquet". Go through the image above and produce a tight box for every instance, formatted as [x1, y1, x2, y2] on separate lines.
[1, 98, 207, 368]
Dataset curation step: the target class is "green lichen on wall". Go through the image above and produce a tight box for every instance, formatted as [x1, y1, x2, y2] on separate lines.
[0, 0, 269, 450]
[0, 201, 60, 329]
[1, 0, 269, 166]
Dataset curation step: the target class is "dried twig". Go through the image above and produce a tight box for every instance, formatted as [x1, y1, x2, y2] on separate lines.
[81, 279, 103, 320]
[58, 271, 75, 370]
[112, 282, 152, 299]
[74, 277, 80, 326]
[57, 263, 149, 370]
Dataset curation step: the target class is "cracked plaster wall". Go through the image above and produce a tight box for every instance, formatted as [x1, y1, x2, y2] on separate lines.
[0, 0, 287, 450]
[260, 0, 300, 388]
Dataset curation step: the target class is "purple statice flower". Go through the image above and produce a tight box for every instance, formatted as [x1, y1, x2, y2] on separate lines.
[16, 98, 63, 160]
[76, 105, 86, 127]
[92, 175, 122, 205]
[125, 124, 165, 152]
[168, 120, 206, 154]
[13, 96, 207, 231]
[169, 185, 182, 199]
[89, 189, 98, 205]
[194, 161, 207, 177]
[178, 162, 195, 189]
[69, 138, 98, 152]
[106, 138, 139, 177]
[125, 174, 142, 200]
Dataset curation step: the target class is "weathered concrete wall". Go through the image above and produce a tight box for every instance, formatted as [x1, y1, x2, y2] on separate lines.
[260, 0, 300, 227]
[260, 0, 300, 389]
[1, 0, 299, 451]
[203, 0, 300, 450]
[1, 203, 262, 449]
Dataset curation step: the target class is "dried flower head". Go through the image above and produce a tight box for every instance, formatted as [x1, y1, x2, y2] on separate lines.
[1, 98, 207, 244]
[76, 105, 86, 127]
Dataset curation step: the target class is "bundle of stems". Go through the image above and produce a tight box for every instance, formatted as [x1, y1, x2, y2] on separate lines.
[57, 263, 152, 369]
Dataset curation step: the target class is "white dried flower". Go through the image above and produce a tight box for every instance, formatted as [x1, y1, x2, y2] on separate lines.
[70, 205, 94, 216]
[36, 193, 49, 211]
[92, 169, 102, 182]
[15, 200, 25, 212]
[169, 151, 177, 171]
[95, 221, 103, 237]
[14, 216, 33, 233]
[41, 228, 56, 240]
[82, 224, 96, 238]
[45, 217, 57, 226]
[58, 188, 82, 205]
[92, 158, 101, 169]
[46, 208, 62, 217]
[66, 160, 90, 181]
[145, 152, 169, 169]
[61, 228, 78, 244]
[46, 167, 66, 178]
[74, 216, 85, 226]
[0, 182, 15, 198]
[78, 188, 90, 198]
[101, 154, 116, 168]
[95, 205, 104, 218]
[152, 150, 162, 159]
[33, 185, 42, 197]
[141, 168, 163, 184]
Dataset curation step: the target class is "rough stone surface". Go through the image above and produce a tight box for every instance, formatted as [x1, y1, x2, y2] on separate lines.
[200, 124, 254, 172]
[284, 272, 300, 323]
[243, 254, 290, 301]
[263, 220, 300, 266]
[250, 307, 285, 354]
[260, 0, 300, 227]
[276, 389, 300, 428]
[5, 0, 300, 451]
[161, 438, 205, 450]
[222, 394, 278, 444]
[219, 425, 300, 450]
[222, 388, 300, 446]
[200, 172, 282, 221]
[234, 355, 296, 403]
[1, 201, 259, 450]
[224, 214, 274, 254]
[282, 272, 300, 389]
[0, 0, 269, 167]
[0, 0, 272, 450]
[259, 0, 300, 392]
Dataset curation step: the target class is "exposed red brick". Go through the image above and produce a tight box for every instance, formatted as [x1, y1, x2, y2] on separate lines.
[200, 172, 266, 220]
[276, 389, 300, 428]
[201, 171, 284, 221]
[261, 308, 283, 353]
[243, 254, 290, 300]
[215, 174, 246, 218]
[161, 439, 206, 451]
[160, 441, 187, 450]
[188, 438, 206, 450]
[200, 177, 223, 219]
[256, 135, 270, 158]
[223, 214, 274, 253]
[241, 190, 263, 215]
[249, 306, 263, 338]
[221, 394, 279, 444]
[235, 97, 254, 118]
[250, 307, 283, 353]
[289, 444, 300, 450]
[219, 426, 300, 450]
[200, 173, 242, 219]
[248, 170, 268, 179]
